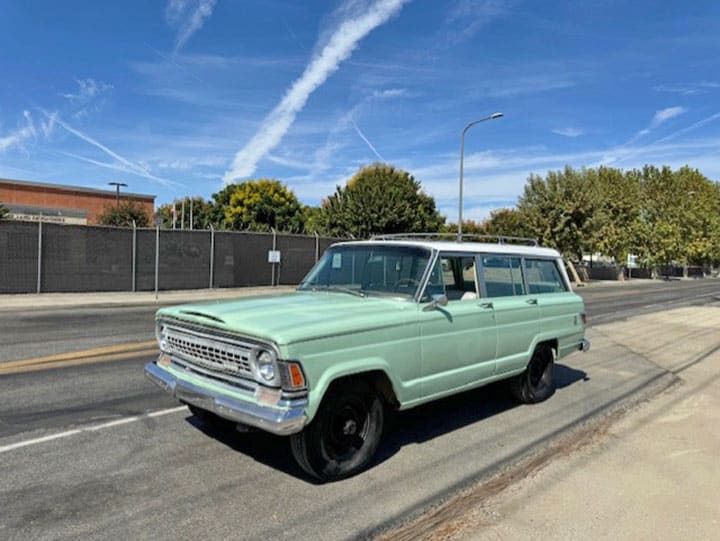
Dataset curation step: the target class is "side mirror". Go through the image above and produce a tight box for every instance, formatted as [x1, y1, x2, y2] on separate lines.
[423, 293, 448, 311]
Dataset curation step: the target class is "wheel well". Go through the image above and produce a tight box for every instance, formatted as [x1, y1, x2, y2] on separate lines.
[537, 339, 558, 357]
[325, 370, 399, 410]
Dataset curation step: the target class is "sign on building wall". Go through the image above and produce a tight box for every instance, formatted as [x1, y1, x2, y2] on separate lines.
[7, 213, 88, 225]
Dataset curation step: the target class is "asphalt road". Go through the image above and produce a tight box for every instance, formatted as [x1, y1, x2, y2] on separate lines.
[0, 279, 718, 540]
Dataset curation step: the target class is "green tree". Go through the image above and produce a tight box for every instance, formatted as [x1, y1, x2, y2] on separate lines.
[97, 201, 151, 227]
[317, 163, 444, 238]
[209, 183, 237, 229]
[223, 179, 306, 233]
[302, 205, 322, 234]
[158, 196, 215, 229]
[482, 208, 533, 238]
[517, 166, 598, 260]
[0, 202, 8, 220]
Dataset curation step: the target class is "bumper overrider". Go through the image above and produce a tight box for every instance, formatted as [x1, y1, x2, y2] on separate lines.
[144, 358, 308, 436]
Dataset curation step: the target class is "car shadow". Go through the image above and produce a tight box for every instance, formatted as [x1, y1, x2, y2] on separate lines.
[184, 362, 588, 483]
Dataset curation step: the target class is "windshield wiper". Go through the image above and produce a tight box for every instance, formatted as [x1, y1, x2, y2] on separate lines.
[324, 286, 367, 298]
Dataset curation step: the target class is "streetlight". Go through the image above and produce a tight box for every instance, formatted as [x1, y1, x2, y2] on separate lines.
[458, 112, 503, 241]
[108, 182, 128, 207]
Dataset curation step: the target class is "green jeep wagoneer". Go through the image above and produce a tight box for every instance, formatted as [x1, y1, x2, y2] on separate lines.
[145, 235, 589, 481]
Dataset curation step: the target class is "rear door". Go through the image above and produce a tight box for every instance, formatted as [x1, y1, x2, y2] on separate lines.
[479, 254, 540, 375]
[524, 257, 584, 357]
[418, 253, 497, 399]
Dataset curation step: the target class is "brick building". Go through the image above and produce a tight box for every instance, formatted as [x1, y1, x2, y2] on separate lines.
[0, 178, 155, 225]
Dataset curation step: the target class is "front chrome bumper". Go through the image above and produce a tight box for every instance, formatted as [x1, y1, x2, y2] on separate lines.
[144, 360, 307, 436]
[579, 338, 591, 352]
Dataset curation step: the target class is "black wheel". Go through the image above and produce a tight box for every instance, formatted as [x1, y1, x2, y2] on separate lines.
[187, 404, 232, 430]
[511, 344, 556, 404]
[290, 380, 384, 482]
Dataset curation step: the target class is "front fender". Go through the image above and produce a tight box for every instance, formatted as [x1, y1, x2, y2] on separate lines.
[305, 358, 402, 422]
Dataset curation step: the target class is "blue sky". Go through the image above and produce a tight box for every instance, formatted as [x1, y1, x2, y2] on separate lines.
[1, 0, 719, 221]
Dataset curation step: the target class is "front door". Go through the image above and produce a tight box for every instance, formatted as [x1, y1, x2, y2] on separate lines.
[419, 254, 497, 399]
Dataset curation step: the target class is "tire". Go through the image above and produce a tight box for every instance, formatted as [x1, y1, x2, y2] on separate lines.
[290, 380, 384, 482]
[511, 344, 556, 404]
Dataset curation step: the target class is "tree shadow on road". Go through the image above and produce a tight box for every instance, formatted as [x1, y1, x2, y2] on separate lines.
[183, 362, 588, 483]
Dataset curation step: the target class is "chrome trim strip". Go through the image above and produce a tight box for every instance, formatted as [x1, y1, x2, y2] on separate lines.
[144, 361, 307, 436]
[170, 357, 258, 393]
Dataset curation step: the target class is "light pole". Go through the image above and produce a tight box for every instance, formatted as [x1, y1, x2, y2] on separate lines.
[108, 182, 128, 207]
[458, 112, 503, 241]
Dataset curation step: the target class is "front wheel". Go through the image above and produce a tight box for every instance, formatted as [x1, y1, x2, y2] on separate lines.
[290, 380, 384, 482]
[511, 344, 556, 404]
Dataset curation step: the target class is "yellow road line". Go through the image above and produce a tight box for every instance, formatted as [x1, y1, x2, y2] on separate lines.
[0, 348, 158, 375]
[2, 340, 157, 369]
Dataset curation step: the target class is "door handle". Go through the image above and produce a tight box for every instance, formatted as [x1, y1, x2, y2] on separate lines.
[479, 302, 494, 309]
[526, 298, 538, 305]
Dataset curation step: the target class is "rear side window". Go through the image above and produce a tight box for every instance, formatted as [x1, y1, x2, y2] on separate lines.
[524, 259, 567, 294]
[482, 256, 525, 297]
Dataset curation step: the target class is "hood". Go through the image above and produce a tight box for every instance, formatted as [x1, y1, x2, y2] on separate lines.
[156, 291, 417, 346]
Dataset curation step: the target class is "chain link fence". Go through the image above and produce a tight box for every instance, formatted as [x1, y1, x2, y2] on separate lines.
[0, 221, 344, 294]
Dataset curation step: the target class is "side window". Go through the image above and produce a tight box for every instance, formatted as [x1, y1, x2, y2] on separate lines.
[423, 255, 478, 301]
[524, 259, 567, 294]
[481, 256, 526, 297]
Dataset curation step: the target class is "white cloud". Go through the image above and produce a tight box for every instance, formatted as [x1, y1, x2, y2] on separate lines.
[652, 106, 687, 126]
[0, 110, 56, 153]
[62, 78, 113, 103]
[443, 0, 509, 45]
[166, 0, 217, 53]
[552, 127, 584, 138]
[622, 106, 688, 149]
[223, 0, 409, 184]
[653, 82, 720, 95]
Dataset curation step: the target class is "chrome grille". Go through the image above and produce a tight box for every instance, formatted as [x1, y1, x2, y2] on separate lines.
[164, 325, 254, 379]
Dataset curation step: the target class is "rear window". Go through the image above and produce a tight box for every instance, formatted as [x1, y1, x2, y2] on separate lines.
[524, 259, 567, 294]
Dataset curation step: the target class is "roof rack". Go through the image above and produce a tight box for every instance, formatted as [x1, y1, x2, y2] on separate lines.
[369, 232, 539, 246]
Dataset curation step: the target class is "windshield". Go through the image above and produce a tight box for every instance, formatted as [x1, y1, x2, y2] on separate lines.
[298, 244, 431, 299]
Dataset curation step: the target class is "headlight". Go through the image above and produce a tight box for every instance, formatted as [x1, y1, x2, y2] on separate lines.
[254, 349, 279, 386]
[155, 322, 169, 352]
[257, 350, 276, 381]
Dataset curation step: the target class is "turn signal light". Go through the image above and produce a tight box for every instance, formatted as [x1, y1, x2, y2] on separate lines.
[289, 363, 306, 388]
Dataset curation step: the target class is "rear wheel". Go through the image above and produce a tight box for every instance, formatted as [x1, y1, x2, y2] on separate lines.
[290, 380, 384, 482]
[511, 344, 556, 404]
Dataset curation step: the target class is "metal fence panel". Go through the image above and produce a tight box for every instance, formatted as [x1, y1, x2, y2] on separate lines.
[158, 230, 211, 290]
[213, 232, 275, 287]
[40, 223, 132, 292]
[277, 234, 316, 285]
[0, 221, 38, 293]
[0, 222, 346, 293]
[135, 229, 157, 292]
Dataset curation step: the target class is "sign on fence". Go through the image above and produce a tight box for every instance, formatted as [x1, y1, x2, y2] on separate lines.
[267, 250, 281, 264]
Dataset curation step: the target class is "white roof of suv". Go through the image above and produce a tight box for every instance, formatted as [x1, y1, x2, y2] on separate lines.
[335, 239, 562, 258]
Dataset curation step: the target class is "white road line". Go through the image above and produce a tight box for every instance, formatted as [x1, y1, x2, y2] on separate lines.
[0, 406, 187, 454]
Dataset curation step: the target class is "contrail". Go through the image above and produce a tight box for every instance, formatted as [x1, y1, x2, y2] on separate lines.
[52, 114, 172, 185]
[351, 119, 384, 161]
[223, 0, 409, 184]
